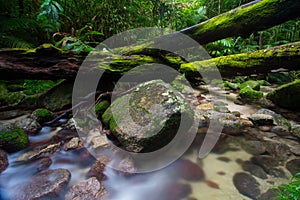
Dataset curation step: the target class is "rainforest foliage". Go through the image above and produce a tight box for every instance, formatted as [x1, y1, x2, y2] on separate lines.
[1, 0, 299, 55]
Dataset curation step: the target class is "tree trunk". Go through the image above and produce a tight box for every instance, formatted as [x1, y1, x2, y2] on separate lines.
[0, 42, 299, 80]
[180, 42, 300, 78]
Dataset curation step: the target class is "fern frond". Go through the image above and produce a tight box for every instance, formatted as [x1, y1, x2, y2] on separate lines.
[0, 35, 35, 48]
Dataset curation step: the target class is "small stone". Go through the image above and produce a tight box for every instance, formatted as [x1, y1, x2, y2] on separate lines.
[14, 117, 42, 135]
[233, 172, 261, 199]
[65, 177, 108, 200]
[250, 155, 279, 173]
[257, 189, 278, 200]
[268, 167, 286, 178]
[286, 159, 300, 175]
[249, 114, 274, 126]
[91, 135, 110, 151]
[0, 149, 8, 173]
[88, 155, 111, 181]
[291, 125, 300, 139]
[15, 142, 61, 162]
[242, 161, 268, 179]
[271, 125, 290, 136]
[241, 140, 266, 155]
[264, 140, 291, 161]
[64, 137, 83, 151]
[176, 159, 205, 181]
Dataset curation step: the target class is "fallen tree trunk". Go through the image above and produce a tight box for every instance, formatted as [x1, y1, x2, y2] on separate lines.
[180, 0, 300, 44]
[180, 42, 300, 78]
[0, 42, 299, 80]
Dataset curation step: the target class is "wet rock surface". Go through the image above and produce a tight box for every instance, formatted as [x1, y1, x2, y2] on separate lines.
[233, 172, 261, 199]
[0, 149, 8, 173]
[286, 159, 300, 175]
[65, 177, 108, 200]
[102, 79, 194, 152]
[13, 168, 71, 200]
[14, 117, 41, 135]
[0, 124, 29, 152]
[15, 142, 61, 162]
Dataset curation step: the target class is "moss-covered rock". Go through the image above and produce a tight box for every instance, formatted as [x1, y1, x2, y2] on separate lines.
[266, 79, 300, 110]
[239, 80, 261, 91]
[239, 86, 263, 100]
[102, 79, 193, 153]
[38, 80, 73, 111]
[224, 81, 239, 90]
[31, 108, 55, 124]
[0, 125, 29, 152]
[95, 100, 110, 119]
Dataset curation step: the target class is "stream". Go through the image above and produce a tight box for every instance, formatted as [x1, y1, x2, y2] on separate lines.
[0, 85, 299, 200]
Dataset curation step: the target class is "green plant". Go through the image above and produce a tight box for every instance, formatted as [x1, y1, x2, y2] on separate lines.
[275, 172, 300, 200]
[37, 0, 64, 38]
[54, 24, 103, 53]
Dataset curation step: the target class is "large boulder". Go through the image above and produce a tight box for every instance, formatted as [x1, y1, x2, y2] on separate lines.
[38, 80, 73, 111]
[267, 79, 300, 110]
[0, 125, 28, 152]
[12, 168, 71, 200]
[102, 80, 193, 152]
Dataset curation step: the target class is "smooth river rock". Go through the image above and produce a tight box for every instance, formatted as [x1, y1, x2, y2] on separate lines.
[65, 177, 108, 200]
[233, 172, 261, 199]
[13, 168, 71, 200]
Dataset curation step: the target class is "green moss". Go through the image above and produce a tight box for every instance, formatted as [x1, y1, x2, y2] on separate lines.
[224, 81, 239, 90]
[163, 54, 184, 65]
[95, 100, 110, 119]
[267, 79, 300, 109]
[195, 0, 280, 36]
[239, 80, 261, 91]
[25, 43, 64, 54]
[239, 86, 263, 99]
[31, 108, 54, 124]
[0, 125, 29, 152]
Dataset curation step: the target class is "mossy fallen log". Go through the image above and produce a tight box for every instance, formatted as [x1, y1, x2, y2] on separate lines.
[180, 42, 300, 78]
[180, 0, 300, 44]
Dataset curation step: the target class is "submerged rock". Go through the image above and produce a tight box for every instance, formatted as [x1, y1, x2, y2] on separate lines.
[267, 79, 300, 109]
[233, 172, 261, 199]
[176, 159, 205, 181]
[286, 159, 300, 175]
[88, 155, 111, 181]
[13, 168, 71, 200]
[250, 155, 279, 173]
[65, 177, 108, 200]
[0, 149, 8, 173]
[242, 161, 268, 179]
[15, 142, 61, 162]
[102, 79, 194, 152]
[0, 125, 28, 152]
